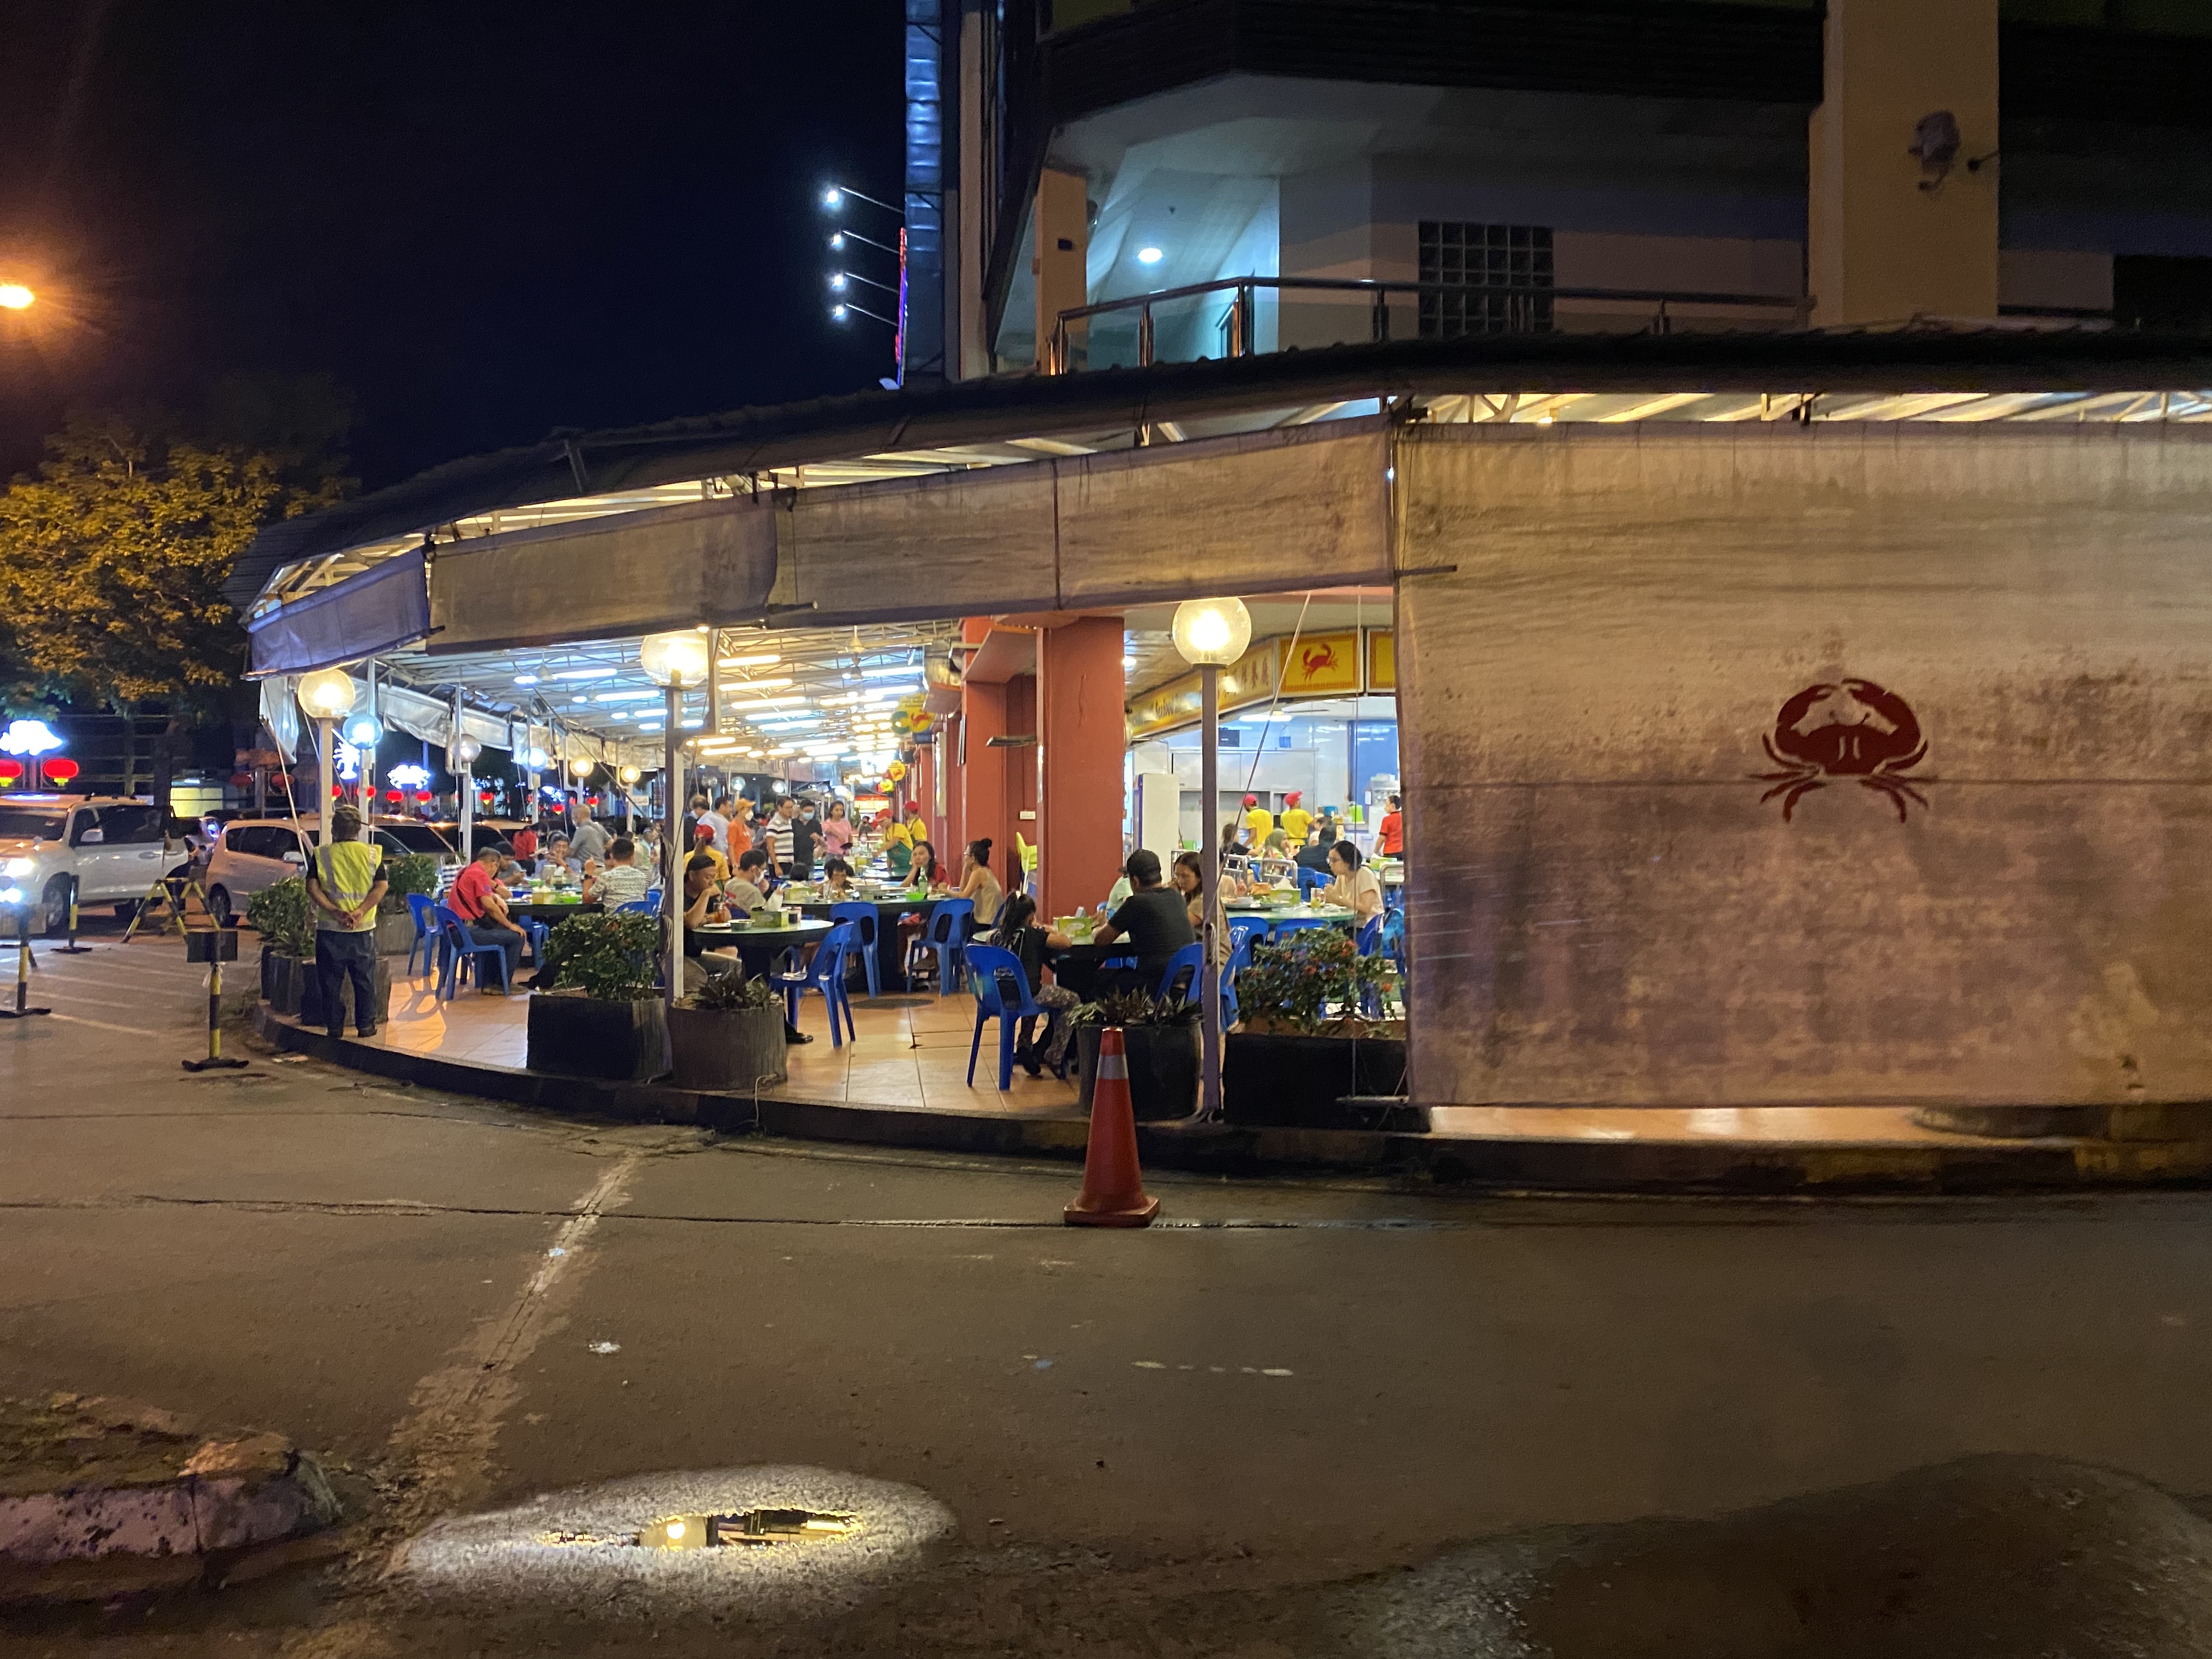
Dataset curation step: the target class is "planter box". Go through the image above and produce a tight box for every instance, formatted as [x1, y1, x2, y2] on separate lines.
[1076, 1023, 1199, 1122]
[1223, 1032, 1414, 1130]
[667, 1002, 787, 1091]
[300, 955, 394, 1033]
[527, 989, 669, 1082]
[373, 910, 419, 958]
[259, 949, 308, 1016]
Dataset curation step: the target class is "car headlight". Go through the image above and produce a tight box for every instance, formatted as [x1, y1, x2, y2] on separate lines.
[0, 888, 21, 905]
[2, 857, 31, 877]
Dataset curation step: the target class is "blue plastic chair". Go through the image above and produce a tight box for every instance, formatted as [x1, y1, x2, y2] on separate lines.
[616, 898, 658, 915]
[830, 901, 883, 998]
[1226, 915, 1270, 958]
[910, 898, 973, 995]
[1155, 940, 1204, 1006]
[1296, 865, 1331, 899]
[1271, 916, 1331, 940]
[1356, 914, 1384, 956]
[771, 920, 856, 1047]
[404, 892, 438, 979]
[433, 904, 511, 1000]
[964, 944, 1063, 1088]
[645, 888, 662, 909]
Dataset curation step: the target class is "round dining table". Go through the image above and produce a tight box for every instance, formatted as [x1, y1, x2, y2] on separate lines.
[786, 892, 940, 994]
[688, 917, 834, 981]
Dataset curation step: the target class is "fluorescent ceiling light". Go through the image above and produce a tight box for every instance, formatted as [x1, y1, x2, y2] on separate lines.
[610, 712, 631, 720]
[554, 668, 615, 680]
[680, 719, 703, 729]
[594, 689, 661, 702]
[1136, 246, 1164, 264]
[726, 693, 806, 708]
[717, 653, 781, 668]
[514, 674, 539, 685]
[719, 675, 793, 690]
[860, 664, 922, 678]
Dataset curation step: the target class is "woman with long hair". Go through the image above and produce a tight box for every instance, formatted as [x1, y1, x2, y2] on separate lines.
[987, 893, 1080, 1076]
[955, 838, 1004, 927]
[820, 798, 856, 859]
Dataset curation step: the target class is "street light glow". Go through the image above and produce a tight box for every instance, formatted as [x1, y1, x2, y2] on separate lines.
[830, 273, 847, 291]
[832, 304, 848, 320]
[1136, 247, 1164, 265]
[823, 187, 843, 209]
[0, 285, 32, 311]
[830, 233, 845, 250]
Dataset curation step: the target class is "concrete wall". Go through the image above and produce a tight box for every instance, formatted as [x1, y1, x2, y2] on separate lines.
[1396, 422, 2212, 1110]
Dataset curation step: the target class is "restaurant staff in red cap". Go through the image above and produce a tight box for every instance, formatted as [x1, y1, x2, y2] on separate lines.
[1279, 791, 1311, 846]
[1242, 792, 1273, 842]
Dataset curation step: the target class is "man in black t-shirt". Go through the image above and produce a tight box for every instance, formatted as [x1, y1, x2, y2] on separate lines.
[1094, 849, 1195, 994]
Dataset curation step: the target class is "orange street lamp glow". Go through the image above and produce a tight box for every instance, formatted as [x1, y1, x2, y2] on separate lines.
[0, 285, 33, 311]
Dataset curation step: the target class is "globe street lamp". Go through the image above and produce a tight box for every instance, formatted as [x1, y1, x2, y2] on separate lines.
[1170, 597, 1251, 1122]
[454, 733, 483, 860]
[296, 668, 357, 846]
[641, 630, 711, 1007]
[619, 764, 642, 832]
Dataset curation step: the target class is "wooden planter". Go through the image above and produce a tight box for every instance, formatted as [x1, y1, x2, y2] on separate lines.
[1223, 1031, 1417, 1130]
[259, 949, 309, 1015]
[300, 956, 394, 1032]
[1076, 1023, 1200, 1121]
[526, 989, 669, 1081]
[666, 1002, 787, 1091]
[373, 910, 419, 957]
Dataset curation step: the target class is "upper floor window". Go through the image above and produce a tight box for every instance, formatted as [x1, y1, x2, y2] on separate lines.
[1419, 222, 1553, 336]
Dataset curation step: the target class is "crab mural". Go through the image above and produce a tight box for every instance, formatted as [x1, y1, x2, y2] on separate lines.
[1754, 678, 1931, 822]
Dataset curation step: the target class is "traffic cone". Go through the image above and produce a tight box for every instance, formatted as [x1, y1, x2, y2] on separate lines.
[1065, 1026, 1160, 1227]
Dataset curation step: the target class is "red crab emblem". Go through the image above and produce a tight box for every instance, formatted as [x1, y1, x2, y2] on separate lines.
[1754, 679, 1931, 822]
[1300, 642, 1339, 679]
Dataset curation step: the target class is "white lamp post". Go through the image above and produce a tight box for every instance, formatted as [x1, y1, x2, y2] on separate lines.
[1170, 597, 1251, 1122]
[641, 630, 712, 1008]
[454, 733, 483, 860]
[296, 668, 357, 847]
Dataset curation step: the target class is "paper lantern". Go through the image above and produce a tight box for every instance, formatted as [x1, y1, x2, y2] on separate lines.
[385, 789, 403, 803]
[0, 759, 21, 783]
[415, 790, 434, 803]
[885, 760, 907, 783]
[42, 758, 80, 784]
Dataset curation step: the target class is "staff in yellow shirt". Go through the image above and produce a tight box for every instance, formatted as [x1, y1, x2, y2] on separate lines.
[1242, 792, 1273, 842]
[1279, 791, 1312, 846]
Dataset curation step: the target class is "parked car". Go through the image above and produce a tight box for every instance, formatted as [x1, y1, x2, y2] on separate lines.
[202, 815, 512, 926]
[0, 795, 194, 934]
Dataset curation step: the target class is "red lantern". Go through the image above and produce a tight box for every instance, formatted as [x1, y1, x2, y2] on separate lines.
[41, 758, 79, 785]
[385, 789, 403, 803]
[0, 759, 22, 783]
[415, 790, 434, 803]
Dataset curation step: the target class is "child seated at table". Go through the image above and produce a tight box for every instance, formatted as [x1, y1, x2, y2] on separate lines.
[820, 856, 857, 900]
[987, 894, 1079, 1077]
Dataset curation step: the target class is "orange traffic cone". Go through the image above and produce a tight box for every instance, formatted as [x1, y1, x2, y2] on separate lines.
[1065, 1026, 1160, 1228]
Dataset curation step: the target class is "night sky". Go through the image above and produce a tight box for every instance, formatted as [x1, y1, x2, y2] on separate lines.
[0, 1, 907, 492]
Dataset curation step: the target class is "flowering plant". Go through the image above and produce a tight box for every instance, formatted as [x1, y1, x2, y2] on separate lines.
[1234, 926, 1389, 1035]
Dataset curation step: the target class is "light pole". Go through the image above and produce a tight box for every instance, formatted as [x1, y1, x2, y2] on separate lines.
[1170, 597, 1252, 1122]
[296, 669, 357, 846]
[619, 765, 641, 832]
[641, 631, 711, 1009]
[455, 734, 482, 860]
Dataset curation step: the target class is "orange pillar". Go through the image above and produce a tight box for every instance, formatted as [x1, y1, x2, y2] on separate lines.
[962, 679, 1008, 884]
[941, 713, 964, 864]
[1040, 616, 1126, 921]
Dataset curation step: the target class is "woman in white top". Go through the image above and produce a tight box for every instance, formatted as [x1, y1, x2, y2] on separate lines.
[1324, 839, 1385, 924]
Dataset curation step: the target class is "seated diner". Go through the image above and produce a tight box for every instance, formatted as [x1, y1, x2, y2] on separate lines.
[1093, 849, 1195, 995]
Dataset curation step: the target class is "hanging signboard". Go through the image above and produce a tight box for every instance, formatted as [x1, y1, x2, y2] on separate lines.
[1275, 631, 1364, 698]
[1124, 639, 1279, 740]
[1366, 628, 1396, 692]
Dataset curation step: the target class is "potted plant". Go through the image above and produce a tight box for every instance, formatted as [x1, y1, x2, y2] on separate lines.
[1071, 991, 1200, 1121]
[375, 854, 439, 957]
[526, 911, 668, 1081]
[667, 968, 786, 1091]
[1225, 928, 1410, 1130]
[246, 877, 315, 1017]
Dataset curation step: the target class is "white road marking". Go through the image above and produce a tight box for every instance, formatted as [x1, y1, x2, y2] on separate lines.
[46, 1013, 168, 1037]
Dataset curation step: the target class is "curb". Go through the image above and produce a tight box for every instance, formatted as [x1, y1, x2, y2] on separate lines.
[250, 1007, 2212, 1196]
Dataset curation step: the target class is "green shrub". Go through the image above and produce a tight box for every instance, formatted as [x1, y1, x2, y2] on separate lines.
[1070, 989, 1199, 1030]
[245, 877, 315, 957]
[679, 968, 775, 1012]
[1233, 926, 1388, 1034]
[541, 911, 661, 1002]
[377, 853, 440, 918]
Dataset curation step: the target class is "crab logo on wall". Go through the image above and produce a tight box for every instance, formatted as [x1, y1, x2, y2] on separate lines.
[1754, 679, 1931, 822]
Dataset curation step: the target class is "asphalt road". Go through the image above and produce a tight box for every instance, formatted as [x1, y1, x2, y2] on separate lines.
[7, 921, 2212, 1655]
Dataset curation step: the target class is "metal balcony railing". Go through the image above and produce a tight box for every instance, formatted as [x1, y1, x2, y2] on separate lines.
[1043, 274, 1812, 375]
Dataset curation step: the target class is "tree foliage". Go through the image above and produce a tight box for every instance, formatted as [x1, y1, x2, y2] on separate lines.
[0, 383, 352, 715]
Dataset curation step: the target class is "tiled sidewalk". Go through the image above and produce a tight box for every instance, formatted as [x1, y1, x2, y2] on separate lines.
[365, 963, 1977, 1145]
[366, 962, 1085, 1119]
